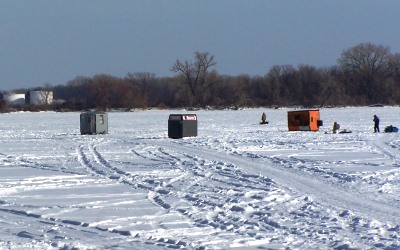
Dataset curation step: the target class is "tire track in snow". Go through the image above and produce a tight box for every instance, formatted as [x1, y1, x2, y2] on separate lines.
[371, 133, 400, 167]
[76, 142, 195, 248]
[262, 133, 400, 205]
[130, 144, 173, 164]
[155, 140, 400, 224]
[0, 204, 184, 249]
[129, 143, 268, 245]
[118, 141, 299, 247]
[140, 142, 352, 248]
[362, 133, 400, 201]
[78, 143, 174, 207]
[77, 139, 400, 248]
[150, 139, 400, 248]
[1, 154, 80, 175]
[78, 143, 138, 186]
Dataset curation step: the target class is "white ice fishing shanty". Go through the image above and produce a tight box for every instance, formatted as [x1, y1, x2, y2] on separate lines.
[80, 111, 108, 135]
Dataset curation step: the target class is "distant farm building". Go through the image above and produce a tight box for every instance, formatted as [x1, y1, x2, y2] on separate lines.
[3, 93, 26, 105]
[26, 91, 53, 105]
[287, 109, 323, 131]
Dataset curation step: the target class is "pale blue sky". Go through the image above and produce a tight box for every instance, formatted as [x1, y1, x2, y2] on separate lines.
[1, 0, 400, 90]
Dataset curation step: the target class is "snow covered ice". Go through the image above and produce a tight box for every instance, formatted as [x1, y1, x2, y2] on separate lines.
[0, 107, 399, 249]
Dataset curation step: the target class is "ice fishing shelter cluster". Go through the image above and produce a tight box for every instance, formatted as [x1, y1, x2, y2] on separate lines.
[80, 111, 108, 135]
[77, 109, 325, 137]
[168, 114, 198, 139]
[287, 109, 323, 131]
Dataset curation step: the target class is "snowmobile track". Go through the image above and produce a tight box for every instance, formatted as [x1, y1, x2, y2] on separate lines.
[152, 139, 400, 225]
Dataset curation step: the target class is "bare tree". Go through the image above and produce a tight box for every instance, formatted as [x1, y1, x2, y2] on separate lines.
[171, 51, 219, 107]
[125, 72, 156, 108]
[388, 53, 400, 81]
[338, 43, 391, 79]
[338, 43, 392, 103]
[41, 83, 53, 105]
[90, 74, 115, 110]
[126, 72, 156, 82]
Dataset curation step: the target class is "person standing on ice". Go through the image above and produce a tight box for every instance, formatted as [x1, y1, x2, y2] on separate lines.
[260, 112, 268, 124]
[332, 122, 340, 134]
[261, 112, 266, 123]
[373, 115, 380, 133]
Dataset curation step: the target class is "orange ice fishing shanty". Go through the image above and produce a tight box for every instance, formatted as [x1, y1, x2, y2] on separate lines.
[287, 109, 323, 131]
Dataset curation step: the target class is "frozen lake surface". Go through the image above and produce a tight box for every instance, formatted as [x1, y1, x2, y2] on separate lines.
[0, 107, 400, 249]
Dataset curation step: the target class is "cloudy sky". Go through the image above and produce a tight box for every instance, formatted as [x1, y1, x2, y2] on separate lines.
[1, 0, 400, 90]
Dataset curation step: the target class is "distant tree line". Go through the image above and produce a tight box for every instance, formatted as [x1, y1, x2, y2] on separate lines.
[2, 43, 400, 112]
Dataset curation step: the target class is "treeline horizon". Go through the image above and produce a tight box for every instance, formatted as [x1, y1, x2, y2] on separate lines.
[2, 42, 400, 111]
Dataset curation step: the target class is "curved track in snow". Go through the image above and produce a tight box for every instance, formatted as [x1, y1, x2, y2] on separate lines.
[166, 139, 400, 222]
[1, 108, 399, 249]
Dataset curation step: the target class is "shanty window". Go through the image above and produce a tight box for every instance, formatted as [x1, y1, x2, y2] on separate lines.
[99, 115, 104, 124]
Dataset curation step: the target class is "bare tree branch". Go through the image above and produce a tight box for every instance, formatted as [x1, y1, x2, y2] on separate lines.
[171, 51, 219, 107]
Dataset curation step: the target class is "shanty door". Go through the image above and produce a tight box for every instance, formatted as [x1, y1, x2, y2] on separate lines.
[89, 115, 96, 133]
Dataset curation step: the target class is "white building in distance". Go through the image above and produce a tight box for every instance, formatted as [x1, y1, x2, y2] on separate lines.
[3, 93, 26, 105]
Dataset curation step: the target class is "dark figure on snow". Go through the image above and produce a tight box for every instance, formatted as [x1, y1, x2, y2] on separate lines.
[260, 112, 268, 124]
[261, 112, 266, 123]
[373, 115, 380, 133]
[332, 122, 340, 134]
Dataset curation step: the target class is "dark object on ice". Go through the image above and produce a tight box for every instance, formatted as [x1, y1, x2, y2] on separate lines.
[373, 115, 380, 133]
[332, 122, 340, 133]
[80, 111, 108, 135]
[260, 112, 268, 125]
[369, 103, 384, 107]
[384, 125, 399, 133]
[168, 114, 197, 139]
[325, 129, 352, 134]
[287, 109, 323, 131]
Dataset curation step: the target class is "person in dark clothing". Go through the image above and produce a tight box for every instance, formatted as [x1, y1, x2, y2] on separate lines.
[260, 112, 268, 124]
[332, 122, 340, 133]
[261, 112, 266, 123]
[373, 115, 380, 133]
